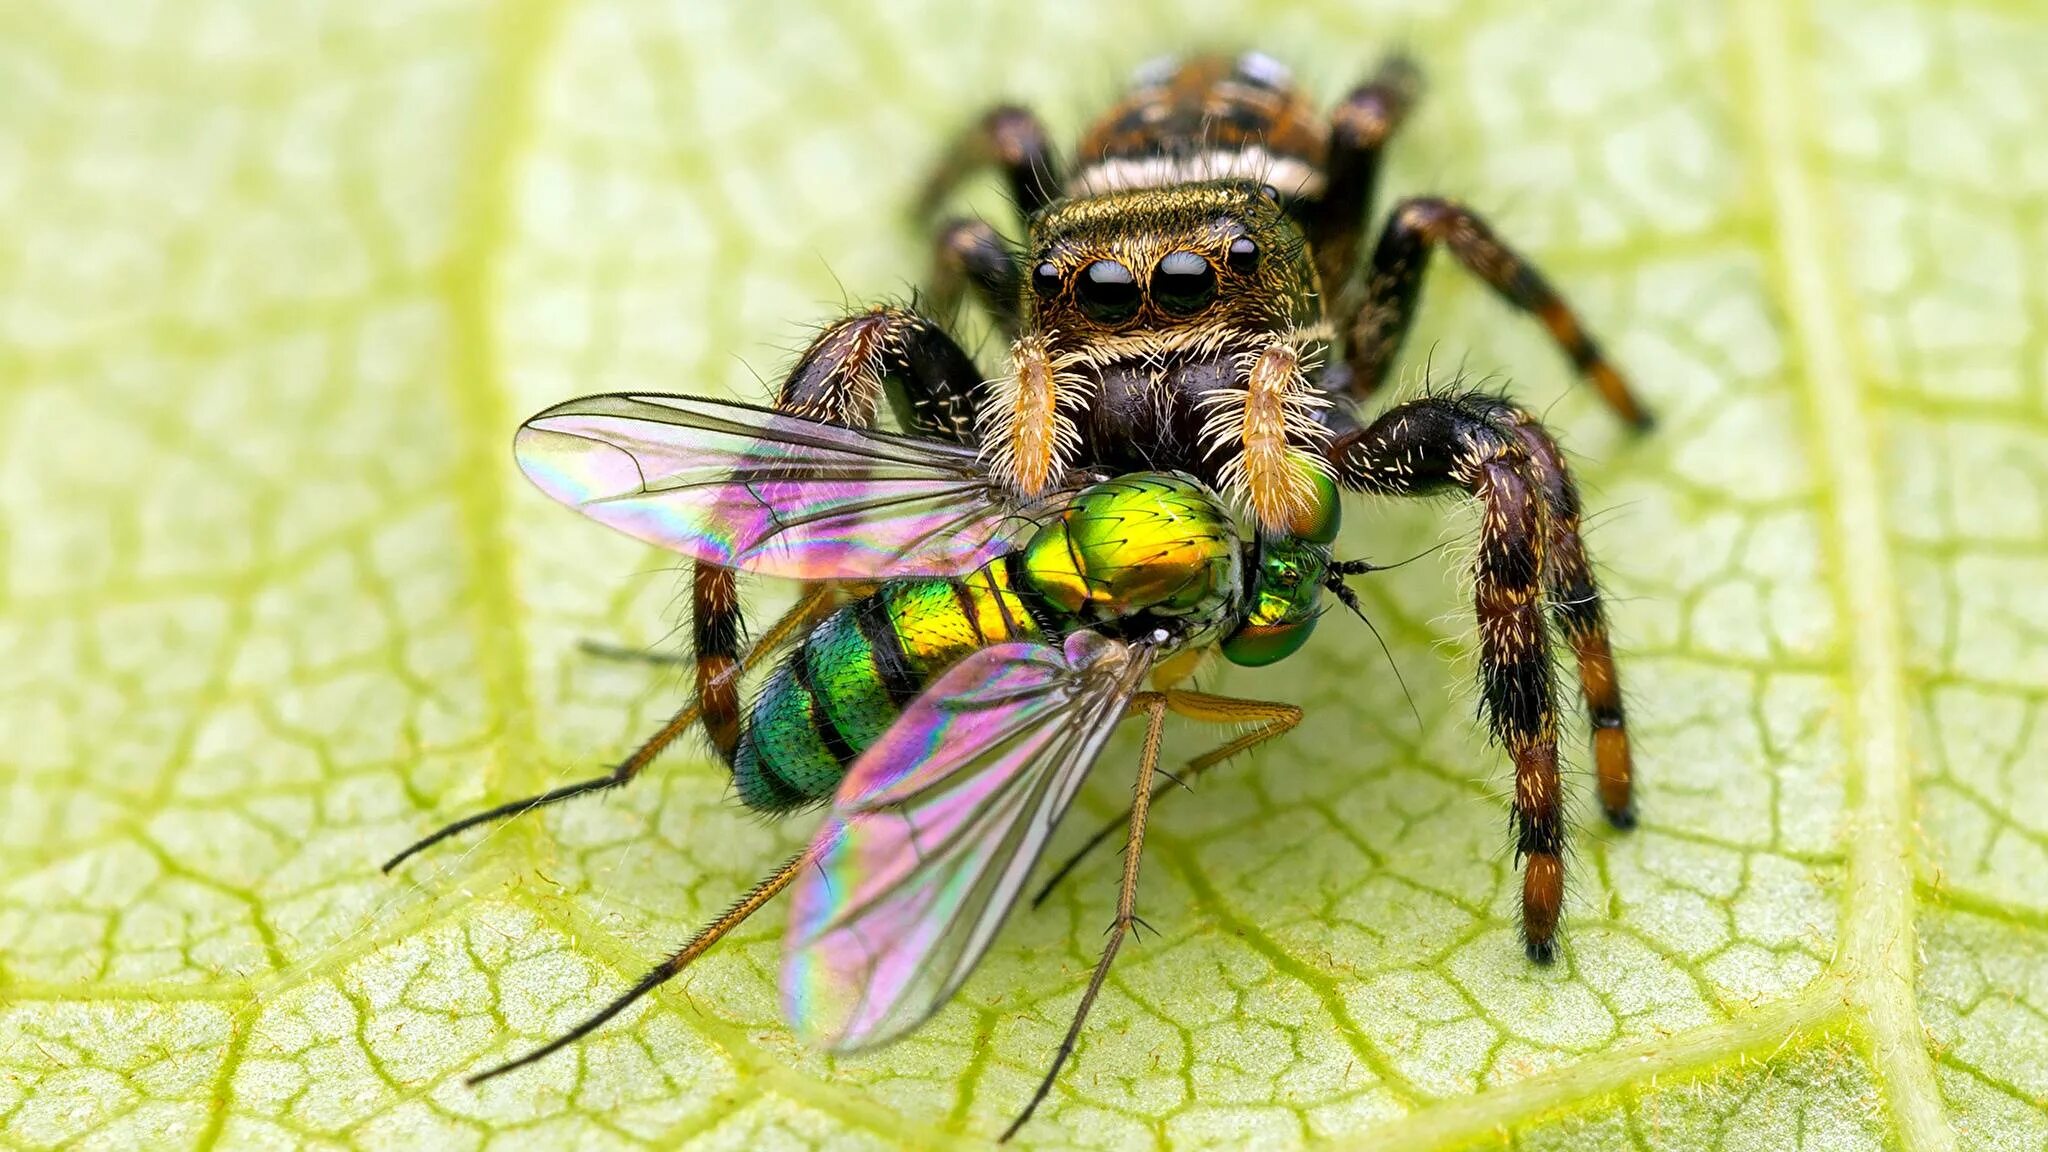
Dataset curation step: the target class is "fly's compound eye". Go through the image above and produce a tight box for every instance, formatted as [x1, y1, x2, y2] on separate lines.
[1227, 235, 1259, 274]
[1031, 260, 1062, 298]
[1076, 259, 1141, 322]
[1151, 250, 1217, 315]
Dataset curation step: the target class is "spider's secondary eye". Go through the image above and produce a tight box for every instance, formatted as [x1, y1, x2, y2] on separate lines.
[1031, 261, 1062, 298]
[1151, 250, 1216, 315]
[1076, 259, 1141, 321]
[1227, 236, 1260, 274]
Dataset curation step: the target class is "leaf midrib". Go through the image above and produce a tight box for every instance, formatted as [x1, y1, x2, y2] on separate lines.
[1732, 0, 1953, 1147]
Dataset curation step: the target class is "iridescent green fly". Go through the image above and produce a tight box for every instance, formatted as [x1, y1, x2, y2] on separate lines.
[383, 393, 1378, 1139]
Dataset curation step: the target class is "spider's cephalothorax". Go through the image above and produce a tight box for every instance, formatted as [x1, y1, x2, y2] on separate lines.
[666, 52, 1650, 965]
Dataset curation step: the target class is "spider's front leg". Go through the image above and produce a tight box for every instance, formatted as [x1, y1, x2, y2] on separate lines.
[1467, 397, 1636, 828]
[1346, 197, 1656, 430]
[691, 306, 985, 765]
[1327, 392, 1621, 961]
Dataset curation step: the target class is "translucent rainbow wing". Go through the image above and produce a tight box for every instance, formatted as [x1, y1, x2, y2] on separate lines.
[782, 632, 1152, 1051]
[515, 393, 1077, 580]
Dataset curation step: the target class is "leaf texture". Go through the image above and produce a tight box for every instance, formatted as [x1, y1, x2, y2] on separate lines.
[1, 0, 2043, 1148]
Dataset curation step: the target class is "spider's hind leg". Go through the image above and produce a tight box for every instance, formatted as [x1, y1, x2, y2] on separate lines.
[1299, 53, 1425, 296]
[930, 217, 1023, 337]
[917, 103, 1061, 221]
[915, 101, 1053, 340]
[1344, 197, 1655, 430]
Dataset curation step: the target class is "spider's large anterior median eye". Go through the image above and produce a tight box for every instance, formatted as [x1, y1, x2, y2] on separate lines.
[1151, 250, 1217, 315]
[1076, 259, 1141, 321]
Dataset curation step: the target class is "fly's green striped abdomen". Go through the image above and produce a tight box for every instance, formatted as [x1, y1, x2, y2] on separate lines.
[730, 565, 1048, 811]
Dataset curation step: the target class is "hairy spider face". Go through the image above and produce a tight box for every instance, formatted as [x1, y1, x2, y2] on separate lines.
[1022, 181, 1323, 355]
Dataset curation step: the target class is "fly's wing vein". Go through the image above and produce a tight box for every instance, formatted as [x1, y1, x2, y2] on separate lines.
[515, 392, 1084, 580]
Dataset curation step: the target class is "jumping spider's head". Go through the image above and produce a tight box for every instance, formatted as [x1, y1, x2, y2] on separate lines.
[1023, 180, 1321, 354]
[984, 180, 1331, 531]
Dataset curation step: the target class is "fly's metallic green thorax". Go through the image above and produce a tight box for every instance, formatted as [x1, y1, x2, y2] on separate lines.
[1018, 472, 1243, 643]
[1223, 469, 1341, 667]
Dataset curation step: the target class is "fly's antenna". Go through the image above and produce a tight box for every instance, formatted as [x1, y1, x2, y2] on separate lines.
[1328, 535, 1454, 577]
[1324, 562, 1425, 733]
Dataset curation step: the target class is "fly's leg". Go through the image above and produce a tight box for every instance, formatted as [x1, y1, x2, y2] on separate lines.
[577, 640, 693, 666]
[1300, 54, 1424, 296]
[1001, 691, 1170, 1142]
[1328, 393, 1570, 961]
[1468, 397, 1637, 827]
[468, 848, 811, 1084]
[1345, 197, 1655, 430]
[932, 216, 1023, 336]
[1031, 693, 1302, 909]
[917, 104, 1061, 221]
[380, 589, 837, 873]
[690, 306, 988, 770]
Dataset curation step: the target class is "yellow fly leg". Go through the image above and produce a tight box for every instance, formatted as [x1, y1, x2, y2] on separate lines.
[382, 587, 840, 872]
[1029, 689, 1304, 908]
[1001, 690, 1171, 1141]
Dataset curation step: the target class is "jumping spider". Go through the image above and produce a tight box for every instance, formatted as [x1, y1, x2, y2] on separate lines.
[591, 51, 1649, 963]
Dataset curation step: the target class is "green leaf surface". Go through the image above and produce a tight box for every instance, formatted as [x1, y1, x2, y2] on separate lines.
[2, 0, 2042, 1148]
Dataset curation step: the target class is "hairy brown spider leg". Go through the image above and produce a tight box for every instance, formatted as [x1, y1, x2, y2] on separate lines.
[1031, 692, 1303, 910]
[1347, 196, 1656, 430]
[932, 216, 1023, 335]
[690, 306, 986, 769]
[1002, 690, 1171, 1142]
[1469, 397, 1636, 827]
[917, 103, 1061, 221]
[1300, 54, 1425, 296]
[381, 589, 835, 873]
[1328, 393, 1569, 962]
[470, 847, 812, 1085]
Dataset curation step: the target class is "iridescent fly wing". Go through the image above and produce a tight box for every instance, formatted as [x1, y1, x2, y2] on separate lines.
[782, 631, 1153, 1051]
[515, 393, 1077, 580]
